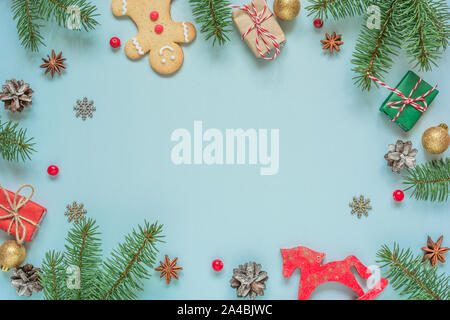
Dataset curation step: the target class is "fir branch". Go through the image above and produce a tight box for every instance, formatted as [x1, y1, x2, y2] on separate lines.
[377, 244, 450, 300]
[98, 221, 164, 300]
[0, 117, 36, 162]
[39, 251, 66, 300]
[351, 0, 402, 90]
[190, 0, 233, 46]
[305, 0, 369, 20]
[36, 0, 99, 31]
[64, 218, 102, 300]
[403, 158, 450, 202]
[399, 0, 449, 71]
[11, 0, 45, 51]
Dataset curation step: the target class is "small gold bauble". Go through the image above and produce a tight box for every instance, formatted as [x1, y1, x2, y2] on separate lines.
[0, 240, 26, 271]
[273, 0, 301, 20]
[422, 123, 450, 154]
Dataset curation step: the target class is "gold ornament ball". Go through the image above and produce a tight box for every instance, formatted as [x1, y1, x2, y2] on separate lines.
[422, 123, 450, 154]
[273, 0, 301, 20]
[0, 240, 26, 271]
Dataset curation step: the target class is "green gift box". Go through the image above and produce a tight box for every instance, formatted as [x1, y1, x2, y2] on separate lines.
[379, 71, 439, 132]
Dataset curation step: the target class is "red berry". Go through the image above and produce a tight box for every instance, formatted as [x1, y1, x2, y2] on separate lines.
[155, 24, 164, 34]
[47, 165, 59, 176]
[313, 18, 323, 28]
[150, 11, 159, 21]
[109, 37, 121, 48]
[393, 190, 404, 202]
[212, 259, 223, 272]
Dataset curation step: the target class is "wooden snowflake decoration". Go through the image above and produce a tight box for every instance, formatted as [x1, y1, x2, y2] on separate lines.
[65, 201, 87, 224]
[74, 97, 95, 121]
[349, 195, 372, 218]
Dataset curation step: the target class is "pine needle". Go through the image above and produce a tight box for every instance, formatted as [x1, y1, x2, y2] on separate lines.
[403, 158, 450, 202]
[377, 243, 450, 300]
[0, 117, 36, 162]
[39, 251, 66, 300]
[306, 0, 369, 20]
[190, 0, 233, 46]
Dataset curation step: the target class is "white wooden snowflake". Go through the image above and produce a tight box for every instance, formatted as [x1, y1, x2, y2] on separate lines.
[349, 195, 372, 218]
[65, 201, 87, 224]
[74, 97, 95, 120]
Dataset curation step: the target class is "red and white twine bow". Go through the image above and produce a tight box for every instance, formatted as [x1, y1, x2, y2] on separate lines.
[368, 74, 437, 122]
[0, 184, 39, 244]
[230, 0, 280, 60]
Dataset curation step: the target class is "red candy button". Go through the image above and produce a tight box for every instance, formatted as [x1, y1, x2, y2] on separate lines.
[47, 165, 59, 176]
[155, 24, 164, 34]
[150, 11, 159, 21]
[109, 37, 121, 48]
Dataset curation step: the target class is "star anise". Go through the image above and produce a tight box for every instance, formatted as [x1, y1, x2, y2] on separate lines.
[422, 235, 449, 266]
[40, 50, 66, 78]
[321, 32, 343, 53]
[155, 255, 183, 284]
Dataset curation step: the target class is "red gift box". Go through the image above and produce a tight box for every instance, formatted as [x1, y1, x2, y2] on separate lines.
[0, 185, 46, 242]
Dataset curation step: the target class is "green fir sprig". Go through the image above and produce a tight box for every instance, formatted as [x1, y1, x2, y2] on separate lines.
[306, 0, 450, 90]
[11, 0, 99, 51]
[0, 117, 36, 162]
[377, 243, 450, 300]
[39, 251, 66, 300]
[306, 0, 369, 20]
[403, 158, 450, 202]
[64, 218, 102, 300]
[40, 218, 164, 300]
[190, 0, 233, 46]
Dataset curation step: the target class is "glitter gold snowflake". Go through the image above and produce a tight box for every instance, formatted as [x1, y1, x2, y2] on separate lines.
[65, 201, 87, 224]
[74, 97, 95, 121]
[349, 195, 372, 218]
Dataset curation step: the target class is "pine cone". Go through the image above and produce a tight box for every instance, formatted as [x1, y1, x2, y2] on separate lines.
[384, 140, 418, 173]
[0, 79, 34, 113]
[230, 262, 268, 299]
[10, 264, 43, 297]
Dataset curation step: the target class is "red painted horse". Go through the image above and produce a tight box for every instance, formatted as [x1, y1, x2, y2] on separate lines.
[281, 246, 388, 300]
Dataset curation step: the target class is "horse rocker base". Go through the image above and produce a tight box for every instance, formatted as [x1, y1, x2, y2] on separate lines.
[281, 246, 388, 300]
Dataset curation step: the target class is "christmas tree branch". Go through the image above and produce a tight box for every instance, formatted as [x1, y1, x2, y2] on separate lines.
[351, 0, 401, 90]
[306, 0, 369, 20]
[377, 243, 450, 300]
[399, 0, 448, 71]
[99, 221, 164, 300]
[64, 218, 102, 300]
[39, 251, 66, 300]
[190, 0, 233, 46]
[403, 158, 450, 202]
[11, 0, 45, 51]
[0, 117, 36, 162]
[37, 0, 99, 31]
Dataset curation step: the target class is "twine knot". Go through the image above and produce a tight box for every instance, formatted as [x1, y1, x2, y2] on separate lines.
[0, 184, 39, 244]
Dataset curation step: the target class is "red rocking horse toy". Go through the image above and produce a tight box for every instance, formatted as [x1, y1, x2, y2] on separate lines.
[281, 246, 388, 300]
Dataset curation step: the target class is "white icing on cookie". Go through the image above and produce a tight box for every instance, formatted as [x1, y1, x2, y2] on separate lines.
[182, 22, 189, 42]
[132, 37, 144, 55]
[159, 45, 174, 55]
[159, 46, 175, 63]
[121, 0, 127, 14]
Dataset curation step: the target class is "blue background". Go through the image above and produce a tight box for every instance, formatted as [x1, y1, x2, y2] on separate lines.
[0, 0, 449, 300]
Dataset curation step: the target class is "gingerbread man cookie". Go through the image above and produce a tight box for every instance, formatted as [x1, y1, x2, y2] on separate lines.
[111, 0, 196, 74]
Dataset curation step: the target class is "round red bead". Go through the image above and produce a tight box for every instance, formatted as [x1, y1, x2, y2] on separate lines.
[155, 24, 164, 34]
[212, 259, 223, 272]
[313, 18, 323, 28]
[47, 165, 59, 176]
[150, 11, 159, 21]
[109, 37, 121, 48]
[393, 190, 404, 202]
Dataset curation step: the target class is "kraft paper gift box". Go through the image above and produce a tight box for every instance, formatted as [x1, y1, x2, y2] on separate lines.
[232, 0, 286, 58]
